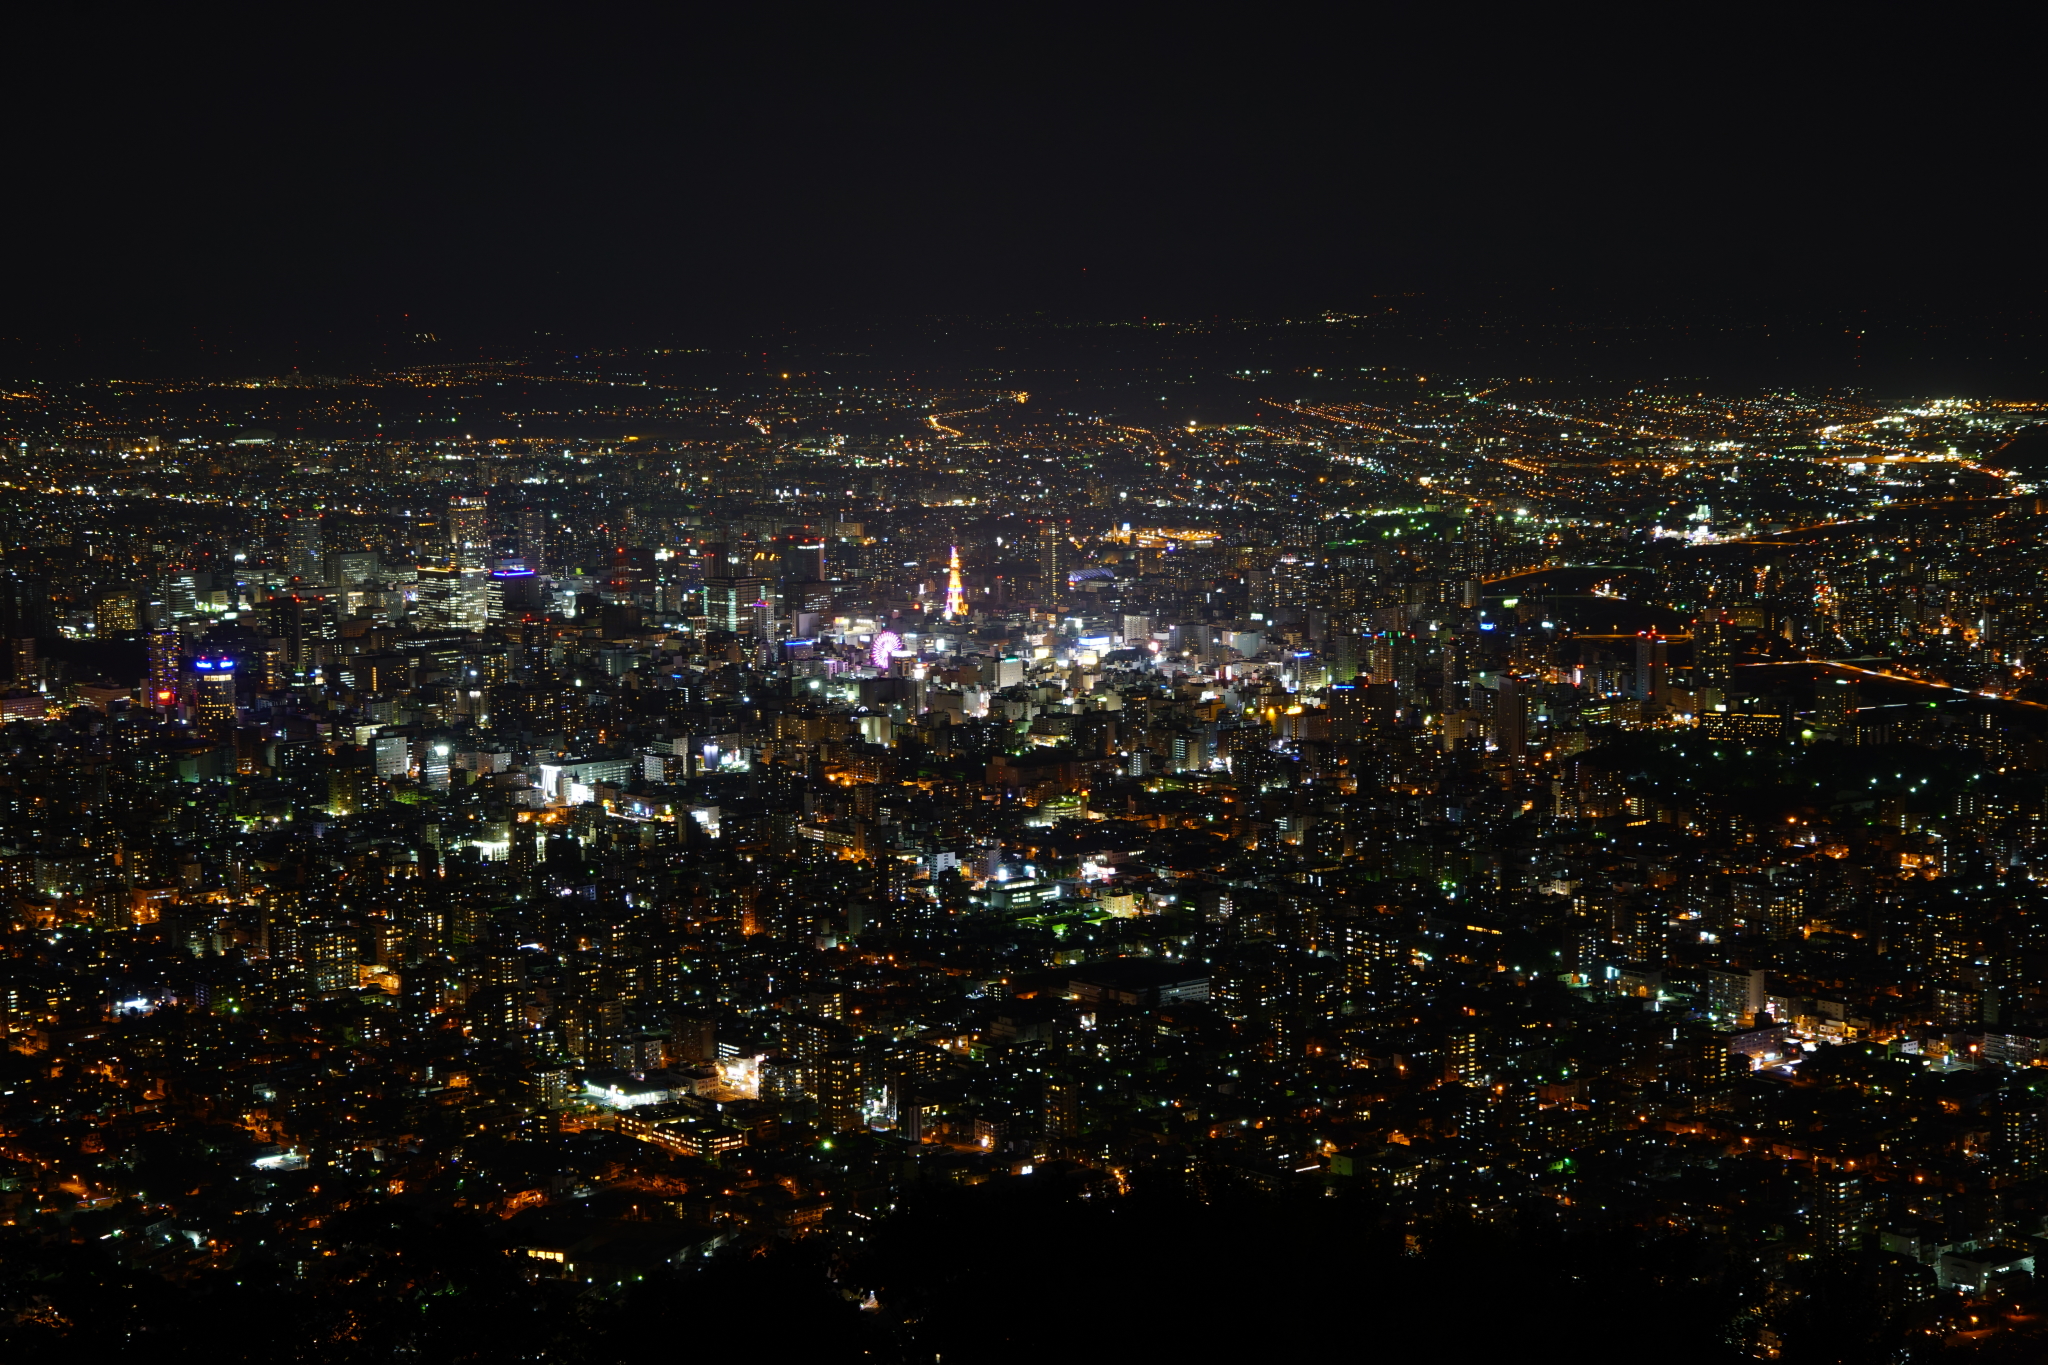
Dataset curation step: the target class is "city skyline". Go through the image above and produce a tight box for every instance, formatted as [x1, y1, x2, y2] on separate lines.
[3, 351, 2048, 1360]
[6, 11, 2048, 1363]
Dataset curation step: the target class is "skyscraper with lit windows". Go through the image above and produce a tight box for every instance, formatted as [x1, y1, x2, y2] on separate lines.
[148, 624, 180, 710]
[446, 495, 491, 568]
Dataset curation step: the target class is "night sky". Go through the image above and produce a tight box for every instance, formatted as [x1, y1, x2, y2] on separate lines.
[8, 12, 2043, 382]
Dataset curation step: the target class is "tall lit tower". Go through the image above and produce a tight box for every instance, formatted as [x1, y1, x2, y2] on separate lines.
[284, 511, 322, 579]
[148, 624, 180, 710]
[1037, 524, 1066, 599]
[446, 495, 491, 568]
[518, 504, 547, 574]
[190, 657, 238, 728]
[944, 545, 967, 618]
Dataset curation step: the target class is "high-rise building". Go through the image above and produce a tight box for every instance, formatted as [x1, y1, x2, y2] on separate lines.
[1447, 1032, 1483, 1085]
[1702, 967, 1768, 1028]
[373, 735, 411, 778]
[1694, 611, 1735, 688]
[0, 570, 52, 641]
[1330, 913, 1412, 1003]
[415, 564, 490, 633]
[446, 495, 491, 567]
[304, 923, 361, 997]
[283, 512, 323, 579]
[1613, 897, 1667, 966]
[1037, 526, 1066, 599]
[1807, 1169, 1870, 1252]
[2002, 1102, 2048, 1180]
[8, 637, 38, 690]
[95, 594, 138, 634]
[263, 596, 314, 675]
[703, 545, 772, 637]
[1814, 678, 1860, 728]
[1491, 676, 1527, 757]
[1634, 632, 1669, 710]
[324, 552, 378, 588]
[780, 536, 826, 584]
[190, 657, 237, 726]
[606, 545, 654, 604]
[147, 626, 180, 708]
[1366, 636, 1396, 686]
[518, 505, 547, 574]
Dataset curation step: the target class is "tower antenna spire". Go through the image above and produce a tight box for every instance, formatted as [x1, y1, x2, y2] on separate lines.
[945, 544, 967, 618]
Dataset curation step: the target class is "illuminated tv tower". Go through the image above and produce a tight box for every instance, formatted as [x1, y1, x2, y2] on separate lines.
[944, 544, 967, 618]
